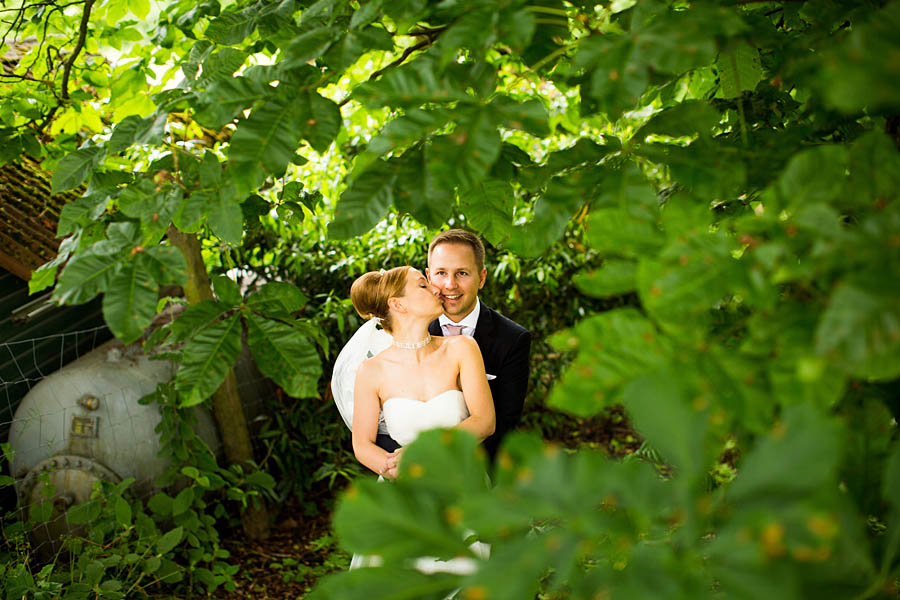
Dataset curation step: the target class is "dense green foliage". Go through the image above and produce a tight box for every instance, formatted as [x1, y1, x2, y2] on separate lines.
[3, 0, 900, 598]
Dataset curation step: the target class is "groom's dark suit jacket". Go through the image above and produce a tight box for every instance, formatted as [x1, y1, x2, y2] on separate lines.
[376, 303, 532, 462]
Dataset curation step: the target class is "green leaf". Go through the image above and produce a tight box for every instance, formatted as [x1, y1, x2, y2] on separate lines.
[148, 493, 173, 517]
[205, 9, 257, 45]
[328, 159, 398, 239]
[246, 281, 310, 316]
[304, 92, 342, 153]
[53, 252, 124, 305]
[716, 41, 764, 99]
[212, 275, 242, 306]
[245, 470, 276, 490]
[283, 27, 340, 67]
[367, 108, 451, 156]
[459, 178, 515, 246]
[170, 300, 230, 342]
[506, 170, 596, 258]
[573, 260, 637, 298]
[229, 91, 303, 184]
[489, 96, 549, 138]
[352, 55, 470, 108]
[51, 147, 102, 193]
[393, 148, 452, 229]
[176, 313, 243, 406]
[623, 368, 707, 477]
[157, 526, 184, 555]
[102, 259, 159, 343]
[194, 77, 272, 129]
[777, 145, 847, 208]
[548, 309, 673, 416]
[819, 2, 900, 113]
[246, 313, 322, 398]
[140, 246, 187, 287]
[634, 100, 720, 141]
[729, 404, 841, 504]
[207, 193, 243, 245]
[114, 496, 132, 527]
[429, 108, 501, 193]
[815, 284, 900, 381]
[58, 193, 109, 236]
[172, 488, 194, 516]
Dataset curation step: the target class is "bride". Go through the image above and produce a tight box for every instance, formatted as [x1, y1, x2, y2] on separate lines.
[345, 265, 495, 479]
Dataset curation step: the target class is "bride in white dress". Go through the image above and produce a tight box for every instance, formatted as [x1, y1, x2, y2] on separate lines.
[346, 265, 495, 479]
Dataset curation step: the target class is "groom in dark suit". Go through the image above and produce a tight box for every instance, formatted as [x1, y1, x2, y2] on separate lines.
[376, 229, 532, 463]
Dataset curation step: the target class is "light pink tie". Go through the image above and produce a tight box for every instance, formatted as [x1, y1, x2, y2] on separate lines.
[443, 324, 466, 336]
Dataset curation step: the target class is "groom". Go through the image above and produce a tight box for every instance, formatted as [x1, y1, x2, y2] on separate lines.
[376, 229, 532, 463]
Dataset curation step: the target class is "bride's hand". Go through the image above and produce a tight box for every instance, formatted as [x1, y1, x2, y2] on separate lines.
[380, 448, 405, 479]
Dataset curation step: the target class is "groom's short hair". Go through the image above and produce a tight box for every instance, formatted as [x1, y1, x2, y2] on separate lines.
[429, 229, 486, 271]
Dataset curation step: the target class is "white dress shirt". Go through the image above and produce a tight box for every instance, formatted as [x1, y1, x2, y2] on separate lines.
[438, 298, 480, 337]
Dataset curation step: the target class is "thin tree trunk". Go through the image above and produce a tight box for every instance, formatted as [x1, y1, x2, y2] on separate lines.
[167, 225, 270, 540]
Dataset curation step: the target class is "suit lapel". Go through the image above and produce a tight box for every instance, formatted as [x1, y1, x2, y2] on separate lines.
[428, 319, 441, 337]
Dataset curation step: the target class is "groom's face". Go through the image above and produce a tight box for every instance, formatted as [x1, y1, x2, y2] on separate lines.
[426, 242, 486, 322]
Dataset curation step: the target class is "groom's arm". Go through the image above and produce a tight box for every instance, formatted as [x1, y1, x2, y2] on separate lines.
[375, 433, 401, 453]
[484, 328, 532, 460]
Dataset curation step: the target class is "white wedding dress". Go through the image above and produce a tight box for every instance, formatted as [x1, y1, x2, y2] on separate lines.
[349, 390, 489, 577]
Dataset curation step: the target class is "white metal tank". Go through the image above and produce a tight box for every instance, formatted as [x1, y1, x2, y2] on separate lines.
[7, 337, 221, 549]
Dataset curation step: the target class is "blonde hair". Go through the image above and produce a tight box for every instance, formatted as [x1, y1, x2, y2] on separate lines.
[428, 229, 485, 271]
[349, 266, 410, 333]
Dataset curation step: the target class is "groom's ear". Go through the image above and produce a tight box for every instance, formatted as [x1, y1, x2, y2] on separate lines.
[478, 268, 487, 289]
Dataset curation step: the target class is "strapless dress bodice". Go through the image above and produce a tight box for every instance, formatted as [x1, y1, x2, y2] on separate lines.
[382, 390, 469, 446]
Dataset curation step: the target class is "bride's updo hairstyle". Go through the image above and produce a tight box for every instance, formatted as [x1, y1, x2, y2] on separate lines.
[350, 266, 410, 333]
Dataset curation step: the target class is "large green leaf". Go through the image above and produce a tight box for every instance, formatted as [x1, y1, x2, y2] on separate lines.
[310, 566, 458, 600]
[53, 252, 124, 305]
[547, 308, 673, 417]
[367, 108, 451, 156]
[393, 147, 452, 229]
[459, 178, 515, 246]
[51, 147, 102, 193]
[169, 300, 231, 343]
[193, 77, 272, 129]
[777, 145, 847, 208]
[140, 246, 187, 287]
[102, 259, 158, 343]
[228, 90, 302, 183]
[815, 284, 900, 381]
[573, 259, 637, 298]
[245, 281, 309, 317]
[303, 92, 342, 153]
[245, 314, 322, 398]
[819, 2, 900, 113]
[205, 8, 258, 45]
[489, 96, 550, 138]
[207, 192, 243, 246]
[57, 193, 110, 236]
[728, 403, 841, 504]
[352, 55, 470, 108]
[429, 107, 501, 192]
[505, 170, 592, 258]
[716, 40, 764, 99]
[176, 313, 243, 407]
[328, 159, 398, 239]
[623, 368, 707, 478]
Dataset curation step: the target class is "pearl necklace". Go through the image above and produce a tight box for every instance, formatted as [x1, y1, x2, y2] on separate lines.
[391, 335, 432, 349]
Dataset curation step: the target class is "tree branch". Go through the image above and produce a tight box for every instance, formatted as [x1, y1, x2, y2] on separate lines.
[37, 0, 95, 133]
[337, 37, 433, 107]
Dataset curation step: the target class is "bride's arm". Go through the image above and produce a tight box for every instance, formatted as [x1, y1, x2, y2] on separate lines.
[453, 337, 496, 441]
[351, 361, 395, 478]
